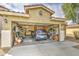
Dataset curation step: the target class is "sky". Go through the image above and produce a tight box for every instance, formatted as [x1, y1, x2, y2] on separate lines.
[0, 3, 65, 18]
[44, 3, 64, 17]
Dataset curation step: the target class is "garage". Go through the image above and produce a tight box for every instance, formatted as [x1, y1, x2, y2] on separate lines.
[11, 21, 61, 46]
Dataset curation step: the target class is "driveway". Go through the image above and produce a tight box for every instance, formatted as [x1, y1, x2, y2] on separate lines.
[7, 40, 79, 56]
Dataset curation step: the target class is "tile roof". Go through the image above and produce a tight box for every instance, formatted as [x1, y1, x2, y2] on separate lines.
[0, 5, 10, 11]
[24, 4, 55, 15]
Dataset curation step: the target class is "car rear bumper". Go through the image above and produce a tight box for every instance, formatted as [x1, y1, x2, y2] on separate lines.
[35, 37, 47, 41]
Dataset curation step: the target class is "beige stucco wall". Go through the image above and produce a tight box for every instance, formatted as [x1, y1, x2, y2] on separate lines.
[1, 30, 11, 47]
[66, 26, 79, 37]
[1, 15, 65, 30]
[2, 15, 29, 30]
[29, 8, 51, 20]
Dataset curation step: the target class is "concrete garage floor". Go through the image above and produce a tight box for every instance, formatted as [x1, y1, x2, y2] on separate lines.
[6, 40, 79, 56]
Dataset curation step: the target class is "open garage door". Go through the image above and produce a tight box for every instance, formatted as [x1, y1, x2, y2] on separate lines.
[11, 21, 61, 47]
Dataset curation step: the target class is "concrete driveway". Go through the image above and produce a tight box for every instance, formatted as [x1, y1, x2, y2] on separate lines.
[7, 40, 79, 56]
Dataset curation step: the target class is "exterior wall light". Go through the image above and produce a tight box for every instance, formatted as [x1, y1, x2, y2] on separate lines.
[4, 19, 8, 23]
[39, 10, 43, 16]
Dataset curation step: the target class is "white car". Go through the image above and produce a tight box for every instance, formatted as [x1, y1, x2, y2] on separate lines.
[35, 29, 48, 41]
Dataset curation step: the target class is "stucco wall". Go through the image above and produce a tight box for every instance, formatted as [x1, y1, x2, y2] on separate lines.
[66, 25, 79, 37]
[1, 30, 11, 47]
[1, 15, 65, 30]
[0, 16, 29, 48]
[29, 8, 51, 20]
[2, 15, 29, 30]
